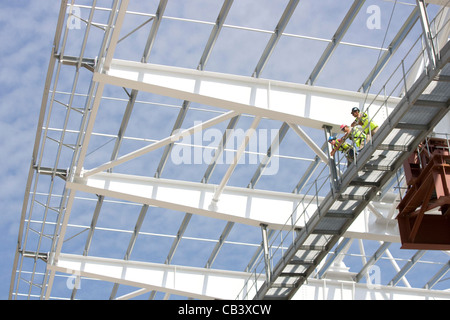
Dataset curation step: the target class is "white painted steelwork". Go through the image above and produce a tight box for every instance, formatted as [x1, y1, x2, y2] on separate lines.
[10, 0, 450, 300]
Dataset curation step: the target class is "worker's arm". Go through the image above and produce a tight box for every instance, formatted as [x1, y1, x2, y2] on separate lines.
[330, 148, 336, 157]
[333, 137, 346, 153]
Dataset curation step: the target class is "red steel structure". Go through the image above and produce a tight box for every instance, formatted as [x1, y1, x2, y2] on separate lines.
[397, 137, 450, 250]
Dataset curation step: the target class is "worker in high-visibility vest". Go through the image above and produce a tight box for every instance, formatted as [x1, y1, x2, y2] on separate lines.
[328, 136, 354, 164]
[351, 107, 378, 139]
[340, 124, 366, 149]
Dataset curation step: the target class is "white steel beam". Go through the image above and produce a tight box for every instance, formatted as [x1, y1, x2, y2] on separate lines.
[50, 252, 450, 301]
[67, 171, 401, 241]
[69, 172, 311, 230]
[93, 59, 400, 132]
[290, 277, 450, 300]
[47, 253, 264, 300]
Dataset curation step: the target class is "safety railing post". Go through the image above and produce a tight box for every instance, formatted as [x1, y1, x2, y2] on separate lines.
[401, 59, 409, 101]
[260, 223, 272, 284]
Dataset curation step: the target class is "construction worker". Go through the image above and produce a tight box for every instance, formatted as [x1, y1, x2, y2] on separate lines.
[350, 107, 378, 139]
[328, 136, 355, 164]
[340, 124, 366, 149]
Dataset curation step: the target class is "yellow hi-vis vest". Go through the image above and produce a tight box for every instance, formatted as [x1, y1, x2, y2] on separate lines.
[350, 127, 366, 148]
[334, 139, 352, 155]
[359, 112, 378, 135]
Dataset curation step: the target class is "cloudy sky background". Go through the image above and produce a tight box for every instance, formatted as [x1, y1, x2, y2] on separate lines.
[1, 0, 449, 299]
[0, 1, 61, 299]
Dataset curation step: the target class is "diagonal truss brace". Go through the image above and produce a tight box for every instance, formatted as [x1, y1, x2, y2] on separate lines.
[83, 110, 239, 177]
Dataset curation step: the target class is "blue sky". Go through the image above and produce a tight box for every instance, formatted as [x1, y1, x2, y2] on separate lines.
[0, 1, 60, 299]
[2, 0, 449, 300]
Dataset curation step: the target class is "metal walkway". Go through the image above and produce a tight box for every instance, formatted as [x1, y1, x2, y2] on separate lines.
[254, 41, 450, 300]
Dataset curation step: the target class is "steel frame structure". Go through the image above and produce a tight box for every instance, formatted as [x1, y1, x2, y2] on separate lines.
[9, 0, 450, 300]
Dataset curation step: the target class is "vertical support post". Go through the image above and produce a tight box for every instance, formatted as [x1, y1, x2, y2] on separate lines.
[260, 223, 272, 283]
[323, 125, 339, 192]
[416, 0, 437, 69]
